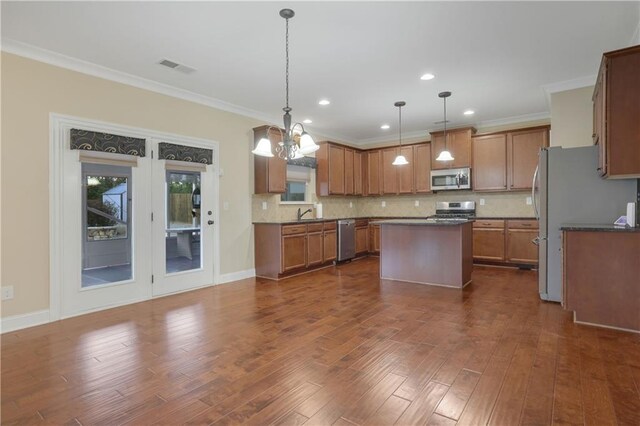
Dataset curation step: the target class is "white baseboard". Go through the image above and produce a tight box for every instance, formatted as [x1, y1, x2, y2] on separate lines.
[1, 309, 51, 334]
[218, 268, 256, 284]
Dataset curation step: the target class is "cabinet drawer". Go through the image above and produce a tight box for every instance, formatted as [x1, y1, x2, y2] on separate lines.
[323, 221, 337, 231]
[282, 224, 307, 235]
[473, 219, 505, 229]
[355, 219, 368, 228]
[508, 220, 538, 229]
[307, 223, 324, 233]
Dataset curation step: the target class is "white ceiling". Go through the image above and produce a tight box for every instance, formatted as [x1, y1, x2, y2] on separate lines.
[2, 2, 639, 145]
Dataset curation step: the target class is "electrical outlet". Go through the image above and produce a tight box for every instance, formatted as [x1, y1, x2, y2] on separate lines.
[381, 201, 386, 208]
[414, 200, 419, 207]
[223, 201, 229, 210]
[526, 196, 532, 205]
[480, 198, 485, 206]
[1, 286, 14, 301]
[262, 201, 267, 210]
[349, 201, 353, 208]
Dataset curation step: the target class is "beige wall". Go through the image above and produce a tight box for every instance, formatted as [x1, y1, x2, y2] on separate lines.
[550, 86, 594, 148]
[1, 53, 262, 317]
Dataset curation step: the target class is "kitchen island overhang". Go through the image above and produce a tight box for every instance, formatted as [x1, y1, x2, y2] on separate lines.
[373, 219, 474, 289]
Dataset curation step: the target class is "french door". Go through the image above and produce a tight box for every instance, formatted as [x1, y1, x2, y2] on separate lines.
[150, 140, 215, 297]
[55, 117, 218, 319]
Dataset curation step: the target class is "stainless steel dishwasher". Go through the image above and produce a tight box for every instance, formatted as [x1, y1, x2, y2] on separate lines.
[337, 219, 355, 262]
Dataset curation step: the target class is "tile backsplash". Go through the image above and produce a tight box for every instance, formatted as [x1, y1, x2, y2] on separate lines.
[252, 191, 535, 222]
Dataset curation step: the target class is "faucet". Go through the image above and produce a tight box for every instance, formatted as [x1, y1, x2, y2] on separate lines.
[297, 207, 313, 221]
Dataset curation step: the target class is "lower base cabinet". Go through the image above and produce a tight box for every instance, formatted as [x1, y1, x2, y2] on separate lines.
[355, 219, 369, 255]
[282, 234, 306, 272]
[323, 223, 337, 263]
[473, 220, 506, 261]
[306, 231, 324, 267]
[369, 224, 381, 254]
[473, 219, 538, 266]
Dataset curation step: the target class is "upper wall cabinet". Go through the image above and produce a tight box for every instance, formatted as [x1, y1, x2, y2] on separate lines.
[253, 126, 286, 194]
[430, 127, 476, 170]
[366, 150, 382, 196]
[472, 126, 549, 192]
[593, 45, 640, 178]
[316, 142, 364, 196]
[414, 143, 432, 193]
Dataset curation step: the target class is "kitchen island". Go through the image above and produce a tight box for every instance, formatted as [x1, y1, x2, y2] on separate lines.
[374, 219, 473, 288]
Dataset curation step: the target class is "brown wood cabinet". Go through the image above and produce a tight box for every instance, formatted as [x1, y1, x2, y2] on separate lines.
[316, 142, 366, 196]
[355, 220, 369, 255]
[354, 151, 364, 195]
[381, 148, 399, 194]
[328, 144, 345, 195]
[253, 126, 286, 194]
[322, 229, 337, 263]
[281, 233, 306, 272]
[472, 220, 505, 261]
[472, 134, 507, 191]
[508, 127, 548, 190]
[306, 224, 324, 267]
[369, 224, 381, 254]
[414, 143, 432, 193]
[430, 127, 476, 170]
[593, 45, 640, 178]
[366, 150, 381, 195]
[471, 126, 548, 192]
[506, 220, 538, 264]
[398, 146, 415, 194]
[344, 149, 354, 195]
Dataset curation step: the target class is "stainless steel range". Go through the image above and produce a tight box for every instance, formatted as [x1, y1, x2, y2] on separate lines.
[430, 201, 476, 221]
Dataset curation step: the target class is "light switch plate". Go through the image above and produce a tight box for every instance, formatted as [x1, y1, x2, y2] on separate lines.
[262, 201, 267, 210]
[381, 201, 386, 208]
[1, 286, 14, 300]
[414, 200, 419, 207]
[223, 202, 229, 210]
[349, 202, 353, 208]
[526, 196, 532, 205]
[480, 198, 485, 206]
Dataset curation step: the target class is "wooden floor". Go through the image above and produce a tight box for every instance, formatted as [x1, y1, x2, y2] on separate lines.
[2, 258, 640, 425]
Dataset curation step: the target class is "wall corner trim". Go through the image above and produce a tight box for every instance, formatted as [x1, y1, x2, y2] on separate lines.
[1, 310, 51, 334]
[218, 269, 256, 284]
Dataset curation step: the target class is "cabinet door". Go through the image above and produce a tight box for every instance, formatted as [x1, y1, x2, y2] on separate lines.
[414, 144, 432, 193]
[449, 130, 472, 168]
[369, 225, 381, 254]
[355, 227, 369, 255]
[473, 228, 505, 261]
[430, 134, 447, 170]
[307, 232, 323, 267]
[472, 134, 507, 191]
[354, 151, 363, 195]
[329, 145, 345, 195]
[254, 127, 286, 194]
[323, 230, 337, 263]
[344, 149, 355, 195]
[381, 148, 399, 194]
[398, 146, 415, 194]
[509, 128, 548, 190]
[281, 234, 306, 272]
[367, 150, 381, 195]
[506, 229, 538, 264]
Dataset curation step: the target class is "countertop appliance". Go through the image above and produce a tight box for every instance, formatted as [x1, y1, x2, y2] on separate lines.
[337, 219, 355, 262]
[430, 201, 476, 220]
[431, 168, 471, 191]
[534, 146, 636, 303]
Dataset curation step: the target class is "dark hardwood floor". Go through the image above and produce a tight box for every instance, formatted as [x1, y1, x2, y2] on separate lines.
[2, 258, 640, 425]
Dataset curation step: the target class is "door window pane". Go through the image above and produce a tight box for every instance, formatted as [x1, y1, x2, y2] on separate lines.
[166, 171, 202, 273]
[82, 164, 132, 287]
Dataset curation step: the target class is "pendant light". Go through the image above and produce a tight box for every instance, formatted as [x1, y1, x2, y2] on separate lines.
[252, 9, 319, 160]
[435, 91, 454, 162]
[392, 101, 409, 166]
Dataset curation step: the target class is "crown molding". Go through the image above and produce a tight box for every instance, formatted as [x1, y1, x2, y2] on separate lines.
[541, 74, 597, 108]
[353, 130, 429, 146]
[475, 111, 550, 130]
[1, 39, 284, 124]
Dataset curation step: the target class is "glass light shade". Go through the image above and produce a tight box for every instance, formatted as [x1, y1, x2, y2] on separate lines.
[392, 154, 409, 166]
[252, 137, 274, 157]
[435, 150, 454, 162]
[298, 132, 319, 155]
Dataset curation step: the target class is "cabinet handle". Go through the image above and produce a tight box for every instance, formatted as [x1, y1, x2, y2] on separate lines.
[522, 223, 531, 227]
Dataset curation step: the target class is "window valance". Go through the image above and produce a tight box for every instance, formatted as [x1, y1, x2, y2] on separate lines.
[70, 129, 146, 157]
[158, 142, 213, 165]
[287, 156, 317, 169]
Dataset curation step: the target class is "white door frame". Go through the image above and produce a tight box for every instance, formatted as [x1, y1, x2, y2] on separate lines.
[49, 113, 221, 321]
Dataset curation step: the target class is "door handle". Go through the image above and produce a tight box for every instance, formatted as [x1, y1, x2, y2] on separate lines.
[207, 220, 214, 225]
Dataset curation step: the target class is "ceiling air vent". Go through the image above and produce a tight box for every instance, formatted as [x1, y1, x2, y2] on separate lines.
[158, 59, 196, 74]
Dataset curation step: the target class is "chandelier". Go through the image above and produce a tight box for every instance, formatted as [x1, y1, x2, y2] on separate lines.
[252, 9, 319, 160]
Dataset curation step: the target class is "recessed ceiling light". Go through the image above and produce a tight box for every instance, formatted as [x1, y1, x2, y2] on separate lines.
[380, 124, 390, 130]
[318, 99, 331, 106]
[303, 119, 312, 124]
[420, 73, 435, 81]
[463, 110, 475, 115]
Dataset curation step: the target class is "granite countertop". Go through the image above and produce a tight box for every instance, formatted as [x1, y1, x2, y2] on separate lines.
[560, 223, 640, 233]
[371, 219, 473, 226]
[253, 216, 536, 225]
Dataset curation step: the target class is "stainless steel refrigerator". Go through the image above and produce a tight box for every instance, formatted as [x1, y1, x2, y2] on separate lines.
[534, 146, 637, 303]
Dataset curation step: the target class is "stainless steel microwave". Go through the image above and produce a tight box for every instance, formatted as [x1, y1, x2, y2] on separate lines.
[430, 167, 471, 191]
